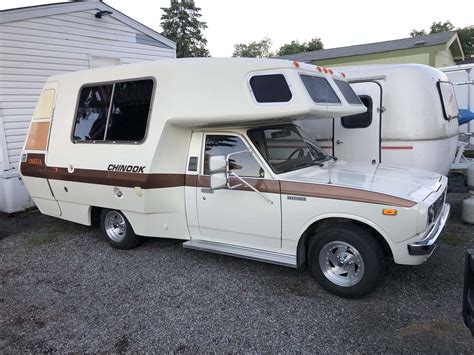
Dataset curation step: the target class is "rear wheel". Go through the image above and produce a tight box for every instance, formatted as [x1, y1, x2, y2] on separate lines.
[308, 224, 384, 299]
[100, 209, 143, 249]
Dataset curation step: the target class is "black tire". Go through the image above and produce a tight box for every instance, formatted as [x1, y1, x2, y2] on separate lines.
[100, 209, 143, 249]
[308, 224, 384, 299]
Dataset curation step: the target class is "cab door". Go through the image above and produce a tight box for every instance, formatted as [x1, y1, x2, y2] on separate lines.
[196, 133, 282, 249]
[334, 81, 382, 164]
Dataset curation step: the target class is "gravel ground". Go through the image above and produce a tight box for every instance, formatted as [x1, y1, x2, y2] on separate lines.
[1, 193, 474, 352]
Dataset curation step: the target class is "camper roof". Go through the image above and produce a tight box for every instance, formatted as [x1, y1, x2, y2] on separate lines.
[49, 58, 366, 126]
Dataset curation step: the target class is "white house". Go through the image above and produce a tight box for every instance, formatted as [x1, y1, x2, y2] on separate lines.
[0, 0, 176, 213]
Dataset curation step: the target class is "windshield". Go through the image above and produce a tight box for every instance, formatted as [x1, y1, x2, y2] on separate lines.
[248, 124, 330, 174]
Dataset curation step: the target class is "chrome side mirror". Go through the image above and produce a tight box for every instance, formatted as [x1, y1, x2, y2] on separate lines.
[209, 155, 227, 173]
[210, 173, 227, 190]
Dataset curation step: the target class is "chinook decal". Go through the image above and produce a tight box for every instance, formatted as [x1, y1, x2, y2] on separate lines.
[107, 164, 145, 173]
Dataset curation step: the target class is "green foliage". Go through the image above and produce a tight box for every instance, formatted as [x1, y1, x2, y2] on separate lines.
[457, 26, 474, 56]
[410, 29, 427, 37]
[232, 38, 273, 58]
[430, 20, 454, 33]
[277, 37, 324, 56]
[160, 0, 209, 58]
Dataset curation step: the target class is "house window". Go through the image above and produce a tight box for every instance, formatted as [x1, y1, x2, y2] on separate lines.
[204, 135, 264, 177]
[341, 96, 373, 129]
[72, 79, 154, 143]
[249, 74, 292, 103]
[300, 74, 341, 104]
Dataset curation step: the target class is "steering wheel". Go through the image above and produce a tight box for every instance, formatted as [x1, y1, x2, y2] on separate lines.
[287, 148, 305, 160]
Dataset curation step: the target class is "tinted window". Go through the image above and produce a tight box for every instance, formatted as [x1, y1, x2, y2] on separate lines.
[300, 75, 341, 104]
[249, 74, 292, 103]
[341, 96, 373, 129]
[105, 80, 153, 141]
[335, 80, 362, 105]
[73, 85, 112, 141]
[204, 135, 264, 177]
[437, 81, 459, 120]
[73, 79, 153, 143]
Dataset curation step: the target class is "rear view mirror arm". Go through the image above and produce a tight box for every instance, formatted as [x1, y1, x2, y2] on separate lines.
[227, 171, 273, 204]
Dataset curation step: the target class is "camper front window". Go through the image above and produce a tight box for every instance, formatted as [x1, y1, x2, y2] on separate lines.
[300, 75, 341, 104]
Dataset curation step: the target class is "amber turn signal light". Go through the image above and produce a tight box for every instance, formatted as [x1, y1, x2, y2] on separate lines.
[382, 209, 398, 216]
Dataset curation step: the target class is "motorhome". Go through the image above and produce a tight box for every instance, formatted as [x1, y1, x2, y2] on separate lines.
[298, 64, 459, 175]
[20, 58, 450, 298]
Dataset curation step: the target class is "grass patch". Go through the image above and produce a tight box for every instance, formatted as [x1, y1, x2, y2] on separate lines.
[465, 150, 474, 159]
[24, 222, 82, 247]
[441, 232, 466, 246]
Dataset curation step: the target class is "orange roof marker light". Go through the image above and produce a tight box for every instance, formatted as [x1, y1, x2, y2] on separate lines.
[316, 66, 322, 72]
[293, 61, 300, 68]
[323, 68, 328, 74]
[341, 72, 346, 78]
[328, 68, 333, 74]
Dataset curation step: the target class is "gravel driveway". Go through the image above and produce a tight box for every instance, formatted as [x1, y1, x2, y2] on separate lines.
[1, 193, 473, 352]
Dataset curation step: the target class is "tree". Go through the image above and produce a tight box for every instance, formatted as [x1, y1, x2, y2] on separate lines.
[160, 0, 209, 58]
[457, 26, 474, 56]
[277, 37, 324, 56]
[429, 20, 454, 33]
[232, 38, 273, 58]
[409, 29, 427, 37]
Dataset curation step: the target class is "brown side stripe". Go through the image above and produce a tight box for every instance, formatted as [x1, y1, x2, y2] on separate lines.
[21, 153, 416, 207]
[281, 181, 416, 208]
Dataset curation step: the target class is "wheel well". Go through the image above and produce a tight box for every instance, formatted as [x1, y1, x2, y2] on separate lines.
[296, 217, 393, 268]
[90, 206, 102, 227]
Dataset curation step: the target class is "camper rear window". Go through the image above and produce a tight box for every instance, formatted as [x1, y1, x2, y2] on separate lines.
[72, 79, 154, 143]
[334, 80, 363, 105]
[437, 81, 459, 120]
[300, 75, 341, 104]
[249, 74, 292, 103]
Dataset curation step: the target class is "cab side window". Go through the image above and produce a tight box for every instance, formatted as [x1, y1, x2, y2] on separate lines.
[204, 135, 264, 178]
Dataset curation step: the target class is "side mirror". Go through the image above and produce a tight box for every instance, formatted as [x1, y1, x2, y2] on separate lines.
[210, 173, 227, 190]
[209, 155, 227, 173]
[463, 249, 474, 336]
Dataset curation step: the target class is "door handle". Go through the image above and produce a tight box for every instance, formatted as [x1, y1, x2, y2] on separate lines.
[336, 139, 344, 145]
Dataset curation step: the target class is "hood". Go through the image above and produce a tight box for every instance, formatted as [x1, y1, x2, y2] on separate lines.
[279, 160, 443, 204]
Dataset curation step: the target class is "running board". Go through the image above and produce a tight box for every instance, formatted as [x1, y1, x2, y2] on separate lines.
[182, 240, 297, 268]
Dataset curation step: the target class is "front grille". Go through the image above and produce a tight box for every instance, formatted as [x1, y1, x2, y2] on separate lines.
[429, 189, 445, 224]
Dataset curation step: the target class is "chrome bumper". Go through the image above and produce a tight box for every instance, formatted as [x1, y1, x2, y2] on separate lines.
[408, 203, 450, 256]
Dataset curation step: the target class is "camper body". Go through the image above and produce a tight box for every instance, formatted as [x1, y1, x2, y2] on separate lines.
[21, 58, 450, 298]
[298, 64, 459, 175]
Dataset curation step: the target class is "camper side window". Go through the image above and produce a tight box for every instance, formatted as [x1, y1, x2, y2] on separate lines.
[204, 135, 264, 178]
[73, 85, 113, 141]
[341, 96, 373, 129]
[249, 74, 292, 103]
[72, 79, 154, 143]
[300, 75, 341, 104]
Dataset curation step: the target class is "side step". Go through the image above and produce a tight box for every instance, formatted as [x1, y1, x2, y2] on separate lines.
[182, 240, 297, 268]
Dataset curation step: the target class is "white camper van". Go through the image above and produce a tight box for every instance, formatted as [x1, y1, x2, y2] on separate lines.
[298, 64, 459, 175]
[20, 58, 450, 298]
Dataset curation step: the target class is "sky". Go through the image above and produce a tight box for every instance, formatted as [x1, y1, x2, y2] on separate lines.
[1, 0, 473, 56]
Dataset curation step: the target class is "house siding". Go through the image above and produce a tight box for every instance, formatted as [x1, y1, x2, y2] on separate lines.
[0, 9, 175, 168]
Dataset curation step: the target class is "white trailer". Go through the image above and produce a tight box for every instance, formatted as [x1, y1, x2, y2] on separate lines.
[20, 58, 450, 298]
[298, 64, 459, 175]
[0, 1, 176, 213]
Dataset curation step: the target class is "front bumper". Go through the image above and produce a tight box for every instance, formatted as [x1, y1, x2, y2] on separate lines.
[407, 203, 450, 256]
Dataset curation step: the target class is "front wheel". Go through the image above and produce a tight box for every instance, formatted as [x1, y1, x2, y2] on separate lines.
[100, 209, 143, 249]
[308, 224, 385, 299]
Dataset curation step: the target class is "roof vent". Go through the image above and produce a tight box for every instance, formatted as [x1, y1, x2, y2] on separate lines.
[414, 40, 426, 47]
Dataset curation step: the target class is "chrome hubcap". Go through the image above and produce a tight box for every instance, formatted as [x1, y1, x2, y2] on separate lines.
[319, 241, 364, 287]
[104, 211, 127, 242]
